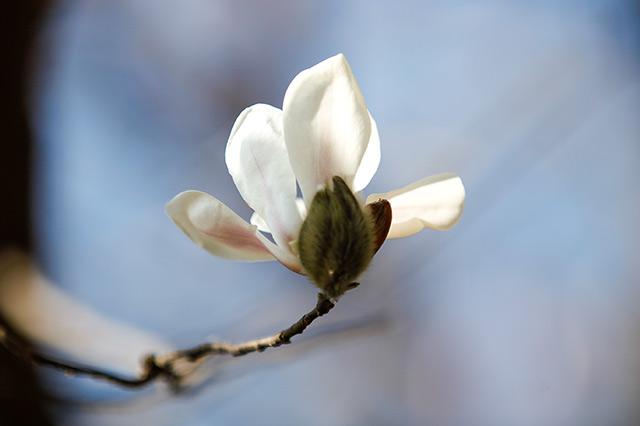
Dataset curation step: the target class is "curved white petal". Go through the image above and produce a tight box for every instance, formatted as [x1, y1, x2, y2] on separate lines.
[283, 53, 371, 205]
[251, 198, 307, 234]
[353, 111, 381, 192]
[367, 174, 465, 238]
[165, 190, 271, 260]
[167, 191, 304, 272]
[250, 211, 270, 233]
[226, 104, 302, 247]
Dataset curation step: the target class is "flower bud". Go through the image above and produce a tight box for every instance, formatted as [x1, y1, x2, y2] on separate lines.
[298, 176, 389, 298]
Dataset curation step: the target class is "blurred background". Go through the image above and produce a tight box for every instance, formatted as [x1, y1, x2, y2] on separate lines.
[2, 0, 640, 425]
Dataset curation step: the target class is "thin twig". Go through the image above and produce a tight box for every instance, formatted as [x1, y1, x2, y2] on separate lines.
[1, 292, 338, 389]
[32, 353, 166, 387]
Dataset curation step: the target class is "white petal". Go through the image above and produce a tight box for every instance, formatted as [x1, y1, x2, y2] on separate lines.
[296, 198, 308, 219]
[167, 191, 303, 272]
[250, 211, 270, 233]
[367, 174, 465, 238]
[166, 190, 275, 261]
[283, 53, 371, 205]
[251, 198, 307, 234]
[225, 104, 302, 247]
[353, 111, 381, 192]
[0, 250, 172, 375]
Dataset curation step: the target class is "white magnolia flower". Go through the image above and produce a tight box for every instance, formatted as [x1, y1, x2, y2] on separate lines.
[167, 54, 465, 296]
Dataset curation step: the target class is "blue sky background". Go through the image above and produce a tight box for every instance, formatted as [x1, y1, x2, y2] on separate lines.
[32, 1, 640, 424]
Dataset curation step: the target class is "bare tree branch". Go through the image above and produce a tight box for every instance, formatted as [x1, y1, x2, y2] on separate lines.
[0, 292, 339, 390]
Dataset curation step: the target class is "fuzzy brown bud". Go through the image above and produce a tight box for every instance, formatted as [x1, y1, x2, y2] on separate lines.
[297, 176, 390, 298]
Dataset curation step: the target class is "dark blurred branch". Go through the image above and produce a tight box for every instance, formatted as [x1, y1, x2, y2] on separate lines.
[0, 2, 47, 252]
[1, 2, 54, 424]
[0, 318, 53, 425]
[1, 292, 338, 390]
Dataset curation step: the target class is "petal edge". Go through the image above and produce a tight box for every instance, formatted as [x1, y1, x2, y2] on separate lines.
[367, 174, 465, 238]
[353, 111, 381, 192]
[166, 190, 275, 261]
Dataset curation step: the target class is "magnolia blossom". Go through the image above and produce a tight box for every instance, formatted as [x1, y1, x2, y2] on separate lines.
[167, 54, 464, 293]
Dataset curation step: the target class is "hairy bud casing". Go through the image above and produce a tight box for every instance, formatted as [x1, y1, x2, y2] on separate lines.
[297, 176, 391, 298]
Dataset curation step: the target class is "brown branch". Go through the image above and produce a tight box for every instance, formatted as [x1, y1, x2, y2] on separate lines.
[0, 292, 339, 390]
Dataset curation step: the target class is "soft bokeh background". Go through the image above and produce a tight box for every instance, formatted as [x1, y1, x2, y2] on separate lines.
[21, 0, 640, 424]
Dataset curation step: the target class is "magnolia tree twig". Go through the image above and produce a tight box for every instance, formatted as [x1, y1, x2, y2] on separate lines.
[0, 292, 340, 390]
